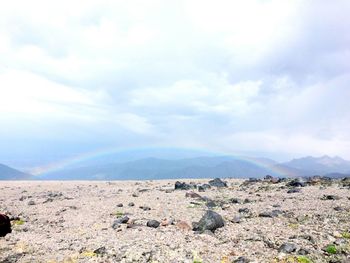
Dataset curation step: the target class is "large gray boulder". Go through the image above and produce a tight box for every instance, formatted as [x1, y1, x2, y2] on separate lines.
[193, 210, 225, 232]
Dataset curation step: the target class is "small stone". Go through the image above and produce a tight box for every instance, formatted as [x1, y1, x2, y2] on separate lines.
[147, 220, 160, 228]
[230, 198, 242, 204]
[27, 200, 35, 206]
[94, 246, 107, 255]
[243, 198, 252, 204]
[321, 195, 340, 200]
[161, 218, 174, 226]
[112, 216, 130, 229]
[128, 202, 135, 207]
[333, 206, 343, 211]
[278, 243, 297, 253]
[176, 221, 192, 231]
[117, 203, 123, 207]
[239, 208, 250, 214]
[259, 210, 283, 218]
[234, 256, 250, 263]
[231, 215, 241, 223]
[297, 248, 309, 255]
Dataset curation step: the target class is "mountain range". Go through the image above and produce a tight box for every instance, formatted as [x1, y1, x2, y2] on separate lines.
[0, 163, 31, 180]
[1, 152, 350, 180]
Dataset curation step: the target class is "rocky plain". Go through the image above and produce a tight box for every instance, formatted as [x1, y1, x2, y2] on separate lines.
[0, 176, 350, 263]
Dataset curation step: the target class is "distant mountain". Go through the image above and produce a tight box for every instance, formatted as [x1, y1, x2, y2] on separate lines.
[34, 153, 350, 180]
[38, 156, 288, 180]
[63, 148, 221, 169]
[0, 163, 31, 180]
[282, 155, 350, 175]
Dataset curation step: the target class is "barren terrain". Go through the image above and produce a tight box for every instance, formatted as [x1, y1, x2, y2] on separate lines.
[0, 177, 349, 262]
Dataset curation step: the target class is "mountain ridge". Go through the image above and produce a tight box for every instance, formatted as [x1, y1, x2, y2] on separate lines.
[0, 163, 31, 180]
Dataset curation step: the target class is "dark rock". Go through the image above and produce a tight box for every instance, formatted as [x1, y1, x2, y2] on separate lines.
[116, 203, 123, 207]
[287, 188, 301, 194]
[200, 184, 211, 190]
[259, 210, 283, 218]
[264, 175, 273, 180]
[128, 202, 135, 207]
[230, 198, 242, 204]
[27, 200, 35, 206]
[341, 177, 350, 187]
[278, 243, 297, 253]
[175, 181, 193, 190]
[321, 195, 340, 200]
[47, 191, 63, 198]
[334, 206, 343, 211]
[243, 198, 252, 203]
[198, 186, 205, 192]
[239, 208, 250, 214]
[138, 188, 150, 193]
[192, 221, 200, 231]
[139, 206, 151, 211]
[193, 210, 224, 232]
[147, 220, 160, 228]
[94, 246, 107, 255]
[208, 178, 227, 188]
[234, 256, 250, 263]
[43, 198, 54, 203]
[0, 214, 12, 237]
[112, 216, 130, 229]
[286, 178, 306, 187]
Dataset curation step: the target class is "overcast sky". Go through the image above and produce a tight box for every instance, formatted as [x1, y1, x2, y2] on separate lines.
[1, 0, 350, 168]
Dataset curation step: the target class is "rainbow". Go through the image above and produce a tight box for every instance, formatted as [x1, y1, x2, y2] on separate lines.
[30, 146, 296, 178]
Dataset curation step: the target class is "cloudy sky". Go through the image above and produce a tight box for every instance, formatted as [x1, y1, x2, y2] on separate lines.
[1, 0, 350, 168]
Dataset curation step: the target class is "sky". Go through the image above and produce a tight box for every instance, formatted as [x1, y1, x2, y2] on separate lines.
[0, 0, 350, 169]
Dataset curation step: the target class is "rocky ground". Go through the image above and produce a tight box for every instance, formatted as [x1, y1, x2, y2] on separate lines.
[0, 176, 350, 263]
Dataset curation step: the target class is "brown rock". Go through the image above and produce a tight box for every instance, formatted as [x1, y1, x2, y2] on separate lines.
[176, 220, 192, 231]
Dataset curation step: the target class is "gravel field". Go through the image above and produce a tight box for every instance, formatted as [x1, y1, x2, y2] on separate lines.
[0, 177, 349, 263]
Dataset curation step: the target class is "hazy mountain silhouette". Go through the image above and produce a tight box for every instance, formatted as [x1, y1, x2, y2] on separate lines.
[0, 163, 31, 180]
[37, 156, 292, 180]
[3, 151, 350, 180]
[282, 155, 350, 175]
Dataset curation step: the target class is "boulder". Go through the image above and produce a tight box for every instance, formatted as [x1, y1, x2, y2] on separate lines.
[208, 178, 227, 188]
[0, 214, 12, 237]
[278, 243, 297, 253]
[174, 181, 193, 190]
[193, 210, 224, 232]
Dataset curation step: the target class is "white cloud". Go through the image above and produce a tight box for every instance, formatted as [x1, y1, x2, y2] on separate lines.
[0, 0, 350, 164]
[130, 74, 261, 116]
